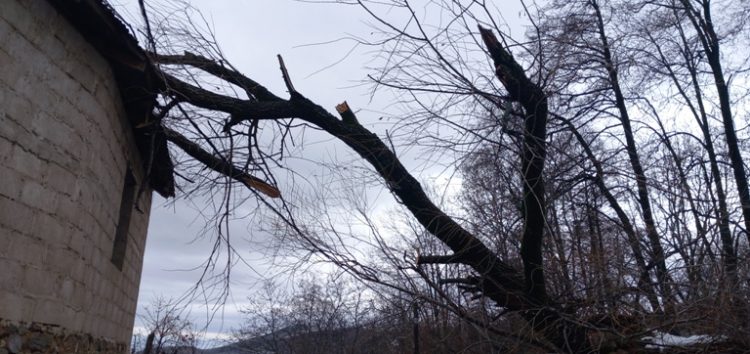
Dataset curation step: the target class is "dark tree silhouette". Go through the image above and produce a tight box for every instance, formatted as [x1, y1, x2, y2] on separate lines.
[131, 0, 750, 351]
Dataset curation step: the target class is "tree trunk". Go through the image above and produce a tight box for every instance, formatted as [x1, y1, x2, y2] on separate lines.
[590, 0, 674, 309]
[679, 0, 750, 243]
[560, 117, 662, 311]
[648, 18, 737, 287]
[155, 40, 593, 351]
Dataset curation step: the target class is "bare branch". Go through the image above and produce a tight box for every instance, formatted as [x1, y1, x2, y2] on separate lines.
[162, 127, 281, 198]
[153, 51, 281, 101]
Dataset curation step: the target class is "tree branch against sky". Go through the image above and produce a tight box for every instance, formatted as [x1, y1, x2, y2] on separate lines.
[120, 0, 750, 352]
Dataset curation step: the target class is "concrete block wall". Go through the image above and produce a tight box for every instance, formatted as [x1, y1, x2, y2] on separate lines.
[0, 0, 151, 349]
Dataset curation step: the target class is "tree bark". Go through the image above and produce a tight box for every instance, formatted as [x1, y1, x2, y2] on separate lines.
[477, 25, 549, 305]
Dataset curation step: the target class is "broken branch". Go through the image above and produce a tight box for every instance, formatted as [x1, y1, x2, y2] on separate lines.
[416, 254, 462, 265]
[277, 55, 297, 94]
[152, 51, 280, 102]
[161, 127, 281, 198]
[335, 101, 359, 125]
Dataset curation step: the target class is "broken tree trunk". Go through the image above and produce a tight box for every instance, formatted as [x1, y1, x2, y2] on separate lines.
[153, 45, 593, 351]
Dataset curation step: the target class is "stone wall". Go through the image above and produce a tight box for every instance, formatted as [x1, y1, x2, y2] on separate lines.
[0, 0, 151, 350]
[0, 320, 125, 354]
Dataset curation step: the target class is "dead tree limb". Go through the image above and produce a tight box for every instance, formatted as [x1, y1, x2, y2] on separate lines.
[479, 25, 591, 352]
[152, 31, 593, 350]
[162, 127, 280, 198]
[416, 254, 461, 265]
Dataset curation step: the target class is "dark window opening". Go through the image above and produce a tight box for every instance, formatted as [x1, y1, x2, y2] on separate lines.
[111, 167, 136, 270]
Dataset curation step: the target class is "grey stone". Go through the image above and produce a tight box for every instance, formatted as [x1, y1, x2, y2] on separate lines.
[27, 333, 52, 351]
[5, 334, 22, 353]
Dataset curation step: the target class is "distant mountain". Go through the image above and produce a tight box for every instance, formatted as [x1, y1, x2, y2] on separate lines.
[136, 323, 397, 354]
[134, 325, 317, 354]
[199, 325, 314, 354]
[135, 346, 209, 354]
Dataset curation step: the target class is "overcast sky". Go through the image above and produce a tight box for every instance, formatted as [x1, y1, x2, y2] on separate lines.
[109, 1, 391, 344]
[111, 0, 528, 346]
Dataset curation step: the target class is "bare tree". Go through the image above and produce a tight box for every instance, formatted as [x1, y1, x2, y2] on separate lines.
[128, 0, 750, 351]
[140, 297, 200, 354]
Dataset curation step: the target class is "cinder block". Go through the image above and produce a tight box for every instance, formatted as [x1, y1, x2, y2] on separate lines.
[0, 0, 33, 40]
[69, 308, 86, 332]
[4, 38, 36, 72]
[94, 77, 118, 109]
[8, 144, 45, 178]
[68, 256, 86, 283]
[52, 95, 86, 135]
[0, 13, 14, 45]
[91, 247, 104, 270]
[57, 304, 78, 328]
[0, 289, 34, 321]
[17, 5, 50, 50]
[72, 79, 100, 113]
[0, 163, 24, 200]
[32, 111, 78, 155]
[0, 46, 20, 87]
[59, 277, 75, 302]
[23, 44, 52, 79]
[46, 245, 81, 277]
[13, 66, 44, 100]
[33, 298, 69, 325]
[67, 231, 86, 258]
[42, 162, 77, 197]
[69, 61, 99, 94]
[9, 233, 46, 266]
[55, 194, 82, 228]
[69, 282, 87, 311]
[22, 266, 57, 297]
[81, 233, 97, 262]
[19, 0, 58, 30]
[19, 178, 50, 212]
[39, 151, 78, 180]
[0, 132, 16, 161]
[0, 81, 9, 112]
[75, 212, 99, 245]
[34, 210, 67, 246]
[0, 194, 35, 234]
[0, 227, 10, 258]
[50, 76, 84, 111]
[0, 259, 24, 291]
[3, 93, 33, 138]
[81, 268, 96, 292]
[76, 184, 96, 217]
